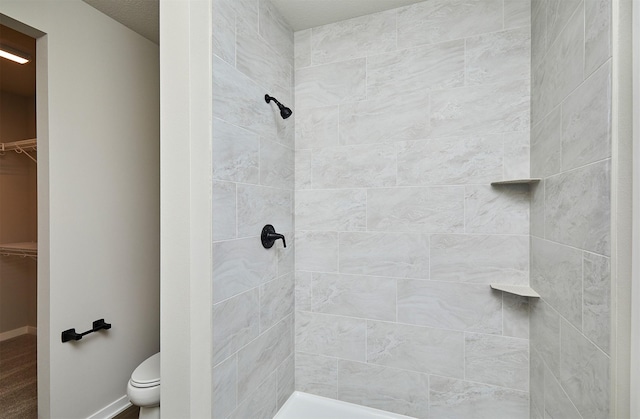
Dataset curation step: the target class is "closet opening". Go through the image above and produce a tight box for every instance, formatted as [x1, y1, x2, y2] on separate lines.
[0, 23, 37, 417]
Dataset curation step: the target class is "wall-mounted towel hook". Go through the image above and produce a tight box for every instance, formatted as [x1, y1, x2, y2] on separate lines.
[261, 225, 286, 248]
[62, 319, 111, 343]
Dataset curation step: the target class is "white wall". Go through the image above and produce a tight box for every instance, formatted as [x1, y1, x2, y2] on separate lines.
[0, 2, 160, 417]
[159, 0, 213, 416]
[613, 0, 633, 416]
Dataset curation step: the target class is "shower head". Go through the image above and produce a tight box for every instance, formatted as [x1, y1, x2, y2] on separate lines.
[265, 94, 293, 119]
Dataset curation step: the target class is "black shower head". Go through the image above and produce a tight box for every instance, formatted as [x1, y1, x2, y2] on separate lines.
[265, 94, 293, 119]
[280, 106, 293, 119]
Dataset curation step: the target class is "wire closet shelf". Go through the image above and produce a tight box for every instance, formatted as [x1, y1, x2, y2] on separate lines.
[0, 138, 38, 258]
[0, 138, 37, 163]
[0, 242, 37, 259]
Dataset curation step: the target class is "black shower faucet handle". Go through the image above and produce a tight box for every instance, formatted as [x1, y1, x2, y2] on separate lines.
[261, 225, 286, 248]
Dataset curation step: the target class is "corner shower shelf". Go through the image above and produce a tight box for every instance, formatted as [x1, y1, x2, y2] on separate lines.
[491, 178, 541, 186]
[490, 283, 540, 298]
[0, 138, 37, 163]
[0, 242, 38, 259]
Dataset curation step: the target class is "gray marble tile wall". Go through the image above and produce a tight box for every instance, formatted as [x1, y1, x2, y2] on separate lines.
[294, 1, 532, 417]
[212, 0, 294, 417]
[529, 0, 612, 418]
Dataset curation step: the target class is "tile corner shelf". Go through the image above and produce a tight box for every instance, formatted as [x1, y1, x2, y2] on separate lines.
[490, 283, 540, 298]
[490, 178, 541, 186]
[0, 242, 38, 259]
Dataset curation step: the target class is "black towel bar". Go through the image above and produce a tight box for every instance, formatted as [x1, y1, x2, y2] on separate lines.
[61, 319, 111, 343]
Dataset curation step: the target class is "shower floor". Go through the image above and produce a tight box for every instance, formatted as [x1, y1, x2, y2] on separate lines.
[274, 392, 415, 419]
[0, 334, 37, 419]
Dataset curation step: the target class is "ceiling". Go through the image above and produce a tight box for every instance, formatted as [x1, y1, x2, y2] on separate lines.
[0, 24, 36, 97]
[81, 0, 427, 44]
[0, 1, 426, 98]
[83, 0, 160, 44]
[272, 0, 426, 31]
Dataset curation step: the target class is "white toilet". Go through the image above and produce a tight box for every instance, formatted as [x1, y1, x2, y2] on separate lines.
[127, 352, 160, 419]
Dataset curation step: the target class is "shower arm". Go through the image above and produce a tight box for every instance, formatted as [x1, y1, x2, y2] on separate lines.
[265, 94, 283, 107]
[265, 94, 293, 119]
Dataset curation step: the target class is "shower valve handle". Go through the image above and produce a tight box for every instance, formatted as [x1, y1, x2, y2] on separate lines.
[267, 232, 286, 247]
[261, 225, 286, 248]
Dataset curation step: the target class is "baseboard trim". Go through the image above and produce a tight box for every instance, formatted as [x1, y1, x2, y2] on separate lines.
[87, 395, 131, 419]
[0, 326, 37, 342]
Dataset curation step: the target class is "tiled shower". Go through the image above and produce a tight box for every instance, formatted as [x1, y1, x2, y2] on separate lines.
[530, 0, 611, 418]
[211, 0, 612, 417]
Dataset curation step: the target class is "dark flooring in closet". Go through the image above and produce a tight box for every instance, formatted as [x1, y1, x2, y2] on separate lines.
[0, 334, 141, 419]
[114, 405, 140, 418]
[0, 334, 37, 419]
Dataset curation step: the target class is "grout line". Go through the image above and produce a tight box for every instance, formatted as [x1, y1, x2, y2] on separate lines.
[533, 47, 613, 129]
[235, 354, 239, 411]
[336, 232, 340, 273]
[300, 24, 529, 71]
[535, 0, 582, 71]
[309, 270, 314, 312]
[463, 332, 467, 381]
[294, 229, 530, 238]
[234, 183, 239, 240]
[334, 357, 340, 400]
[581, 252, 585, 333]
[561, 311, 611, 359]
[427, 373, 431, 418]
[394, 143, 399, 188]
[427, 233, 432, 287]
[536, 294, 610, 359]
[294, 308, 528, 341]
[559, 102, 565, 172]
[364, 56, 369, 101]
[365, 188, 369, 231]
[429, 373, 530, 394]
[213, 313, 293, 371]
[293, 267, 529, 284]
[395, 9, 399, 51]
[463, 186, 467, 234]
[365, 319, 369, 363]
[258, 136, 263, 186]
[214, 229, 293, 245]
[234, 13, 238, 69]
[542, 178, 546, 240]
[214, 285, 259, 308]
[501, 292, 505, 336]
[544, 155, 611, 181]
[395, 278, 399, 322]
[215, 179, 294, 193]
[582, 1, 586, 82]
[532, 234, 611, 259]
[258, 280, 263, 333]
[212, 116, 294, 151]
[546, 361, 584, 418]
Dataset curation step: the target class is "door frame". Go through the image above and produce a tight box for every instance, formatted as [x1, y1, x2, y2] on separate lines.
[629, 0, 640, 416]
[0, 13, 50, 416]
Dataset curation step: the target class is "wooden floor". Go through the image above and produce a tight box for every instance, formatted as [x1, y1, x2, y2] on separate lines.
[0, 334, 37, 419]
[114, 405, 140, 419]
[0, 334, 141, 419]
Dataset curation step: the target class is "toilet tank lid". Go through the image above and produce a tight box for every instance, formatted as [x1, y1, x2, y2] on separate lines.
[131, 352, 160, 386]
